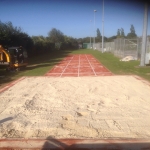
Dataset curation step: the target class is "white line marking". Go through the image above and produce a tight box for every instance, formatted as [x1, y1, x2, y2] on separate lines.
[47, 73, 78, 74]
[78, 55, 80, 77]
[60, 55, 74, 77]
[85, 55, 97, 76]
[46, 72, 111, 75]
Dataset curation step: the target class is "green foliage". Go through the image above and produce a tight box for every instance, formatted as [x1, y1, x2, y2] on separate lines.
[97, 28, 101, 39]
[0, 21, 34, 58]
[107, 36, 117, 42]
[48, 28, 64, 43]
[80, 37, 90, 43]
[0, 21, 33, 49]
[120, 28, 125, 37]
[63, 35, 78, 49]
[130, 24, 136, 34]
[117, 29, 120, 38]
[96, 28, 101, 42]
[32, 35, 55, 55]
[127, 24, 137, 39]
[64, 35, 77, 44]
[117, 28, 125, 38]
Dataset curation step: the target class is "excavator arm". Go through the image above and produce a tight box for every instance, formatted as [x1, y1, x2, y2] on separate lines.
[0, 45, 10, 63]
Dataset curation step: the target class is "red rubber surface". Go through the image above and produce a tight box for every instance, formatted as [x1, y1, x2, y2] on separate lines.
[45, 54, 113, 77]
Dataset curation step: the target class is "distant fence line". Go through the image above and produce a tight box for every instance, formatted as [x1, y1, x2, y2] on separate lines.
[83, 38, 150, 61]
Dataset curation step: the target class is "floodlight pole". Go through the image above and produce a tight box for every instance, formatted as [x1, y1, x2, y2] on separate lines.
[140, 2, 148, 66]
[102, 0, 104, 53]
[93, 10, 97, 49]
[90, 20, 92, 48]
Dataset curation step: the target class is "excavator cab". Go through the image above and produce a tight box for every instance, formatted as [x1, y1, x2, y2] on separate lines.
[0, 45, 28, 71]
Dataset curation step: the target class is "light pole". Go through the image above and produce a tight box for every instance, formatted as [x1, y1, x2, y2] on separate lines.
[140, 2, 148, 66]
[93, 10, 97, 49]
[90, 20, 92, 48]
[102, 0, 104, 53]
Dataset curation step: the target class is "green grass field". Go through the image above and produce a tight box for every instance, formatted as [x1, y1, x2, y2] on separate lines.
[0, 49, 150, 88]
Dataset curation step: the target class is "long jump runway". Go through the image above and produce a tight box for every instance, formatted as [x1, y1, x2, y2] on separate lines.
[45, 54, 113, 77]
[1, 54, 150, 149]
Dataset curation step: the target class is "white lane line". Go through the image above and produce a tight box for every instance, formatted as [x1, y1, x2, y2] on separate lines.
[60, 55, 74, 77]
[78, 55, 80, 77]
[47, 73, 78, 74]
[85, 55, 97, 76]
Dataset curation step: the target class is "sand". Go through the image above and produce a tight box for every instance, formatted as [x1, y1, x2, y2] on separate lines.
[0, 76, 150, 139]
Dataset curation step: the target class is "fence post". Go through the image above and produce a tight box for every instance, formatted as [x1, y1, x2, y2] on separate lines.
[120, 38, 121, 57]
[137, 38, 139, 60]
[123, 39, 125, 58]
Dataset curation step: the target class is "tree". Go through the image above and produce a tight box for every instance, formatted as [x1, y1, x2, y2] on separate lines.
[31, 35, 55, 54]
[48, 28, 64, 43]
[117, 29, 120, 38]
[120, 28, 125, 37]
[0, 21, 33, 50]
[96, 28, 101, 42]
[63, 35, 78, 49]
[97, 28, 101, 38]
[127, 24, 137, 39]
[130, 24, 136, 34]
[64, 35, 77, 43]
[107, 35, 117, 42]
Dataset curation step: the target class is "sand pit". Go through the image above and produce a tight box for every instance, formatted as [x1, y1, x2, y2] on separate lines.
[0, 76, 150, 139]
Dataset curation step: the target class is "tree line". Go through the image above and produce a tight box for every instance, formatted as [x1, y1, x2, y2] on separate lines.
[0, 21, 33, 53]
[116, 24, 137, 39]
[76, 24, 138, 43]
[0, 21, 78, 57]
[0, 20, 138, 57]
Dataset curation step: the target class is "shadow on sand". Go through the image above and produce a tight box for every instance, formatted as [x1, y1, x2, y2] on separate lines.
[0, 117, 13, 124]
[41, 136, 150, 150]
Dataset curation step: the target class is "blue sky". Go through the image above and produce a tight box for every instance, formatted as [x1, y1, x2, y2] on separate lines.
[0, 0, 149, 38]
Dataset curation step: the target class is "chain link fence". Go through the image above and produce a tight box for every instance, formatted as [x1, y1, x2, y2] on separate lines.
[83, 37, 150, 64]
[145, 38, 150, 64]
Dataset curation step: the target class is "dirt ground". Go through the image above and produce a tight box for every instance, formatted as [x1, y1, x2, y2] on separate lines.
[0, 76, 150, 139]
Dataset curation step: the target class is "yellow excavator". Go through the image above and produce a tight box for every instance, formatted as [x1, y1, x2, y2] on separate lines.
[0, 45, 28, 71]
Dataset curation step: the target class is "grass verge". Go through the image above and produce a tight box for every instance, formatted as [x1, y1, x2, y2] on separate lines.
[0, 49, 150, 88]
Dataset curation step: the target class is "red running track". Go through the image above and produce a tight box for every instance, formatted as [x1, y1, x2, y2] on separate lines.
[45, 54, 113, 77]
